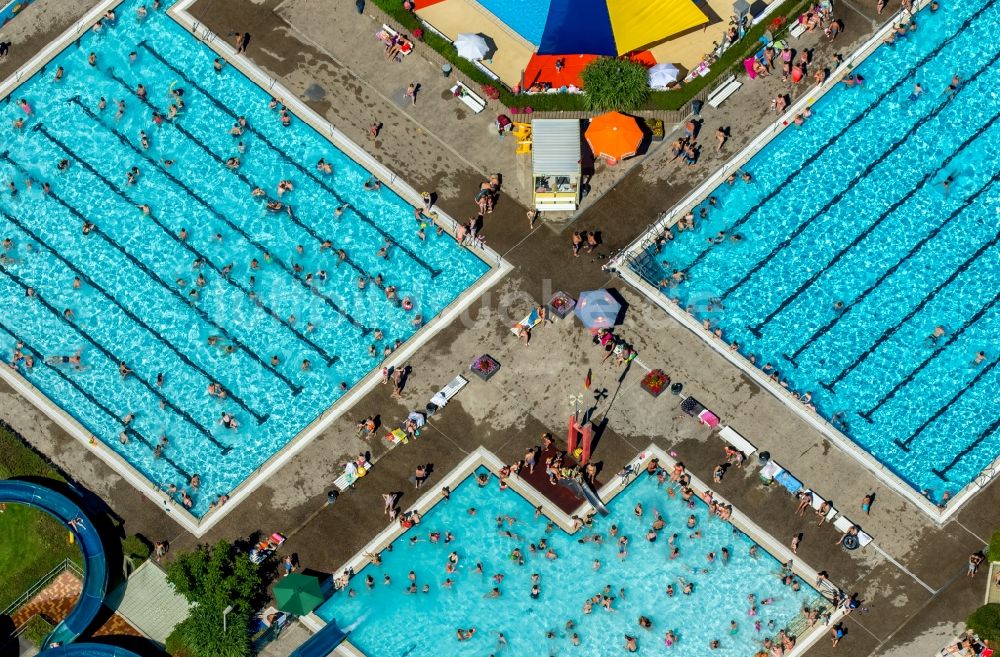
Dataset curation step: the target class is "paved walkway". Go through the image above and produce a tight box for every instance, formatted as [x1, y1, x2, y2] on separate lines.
[10, 569, 141, 638]
[0, 0, 995, 656]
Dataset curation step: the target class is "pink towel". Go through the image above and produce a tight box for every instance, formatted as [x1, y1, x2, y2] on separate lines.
[698, 409, 720, 427]
[744, 57, 757, 80]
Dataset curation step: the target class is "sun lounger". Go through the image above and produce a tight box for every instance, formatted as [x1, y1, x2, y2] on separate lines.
[719, 426, 757, 455]
[857, 530, 873, 547]
[428, 375, 468, 414]
[510, 307, 544, 336]
[334, 460, 372, 491]
[789, 20, 806, 38]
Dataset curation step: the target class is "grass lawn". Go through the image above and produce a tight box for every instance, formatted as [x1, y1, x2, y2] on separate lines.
[0, 424, 83, 610]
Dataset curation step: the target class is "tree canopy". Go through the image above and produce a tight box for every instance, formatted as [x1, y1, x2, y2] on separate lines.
[166, 540, 264, 657]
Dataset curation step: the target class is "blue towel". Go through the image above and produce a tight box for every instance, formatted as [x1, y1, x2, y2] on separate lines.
[775, 470, 803, 494]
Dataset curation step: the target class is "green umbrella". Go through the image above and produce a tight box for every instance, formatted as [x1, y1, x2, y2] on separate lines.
[273, 572, 324, 615]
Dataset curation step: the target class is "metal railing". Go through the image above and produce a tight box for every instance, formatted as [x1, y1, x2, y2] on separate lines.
[1, 558, 83, 618]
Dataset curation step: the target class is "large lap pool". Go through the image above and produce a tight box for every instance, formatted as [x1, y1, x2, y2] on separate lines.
[316, 467, 825, 657]
[630, 0, 1000, 506]
[0, 0, 488, 517]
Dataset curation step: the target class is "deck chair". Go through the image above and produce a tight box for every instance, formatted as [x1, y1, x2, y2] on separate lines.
[515, 140, 532, 154]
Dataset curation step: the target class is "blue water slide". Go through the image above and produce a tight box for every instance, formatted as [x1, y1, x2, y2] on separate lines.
[0, 480, 140, 657]
[288, 621, 347, 657]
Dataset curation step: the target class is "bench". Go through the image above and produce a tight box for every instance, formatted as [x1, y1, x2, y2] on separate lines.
[450, 82, 487, 114]
[428, 375, 468, 414]
[708, 75, 743, 108]
[807, 490, 838, 522]
[376, 24, 413, 60]
[719, 425, 757, 456]
[333, 460, 372, 491]
[832, 514, 872, 547]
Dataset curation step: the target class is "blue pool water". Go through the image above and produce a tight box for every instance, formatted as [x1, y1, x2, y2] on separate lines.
[316, 468, 825, 657]
[630, 0, 1000, 505]
[0, 0, 488, 516]
[474, 0, 551, 45]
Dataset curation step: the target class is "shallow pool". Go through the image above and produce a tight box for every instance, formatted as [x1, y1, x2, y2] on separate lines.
[316, 468, 825, 657]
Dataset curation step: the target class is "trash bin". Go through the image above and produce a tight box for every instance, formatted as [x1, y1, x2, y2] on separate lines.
[758, 451, 770, 466]
[354, 0, 365, 12]
[442, 63, 453, 77]
[691, 99, 703, 116]
[670, 382, 684, 395]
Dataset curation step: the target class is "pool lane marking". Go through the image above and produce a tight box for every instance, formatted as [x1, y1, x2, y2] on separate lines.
[0, 206, 276, 425]
[933, 412, 1000, 481]
[135, 40, 442, 278]
[819, 183, 1000, 393]
[0, 262, 231, 453]
[2, 156, 270, 424]
[0, 321, 194, 480]
[859, 287, 1000, 423]
[753, 105, 1000, 338]
[783, 168, 1000, 366]
[679, 0, 1000, 276]
[35, 119, 339, 368]
[893, 351, 1000, 452]
[68, 93, 373, 337]
[741, 100, 1000, 333]
[32, 125, 314, 389]
[101, 76, 392, 297]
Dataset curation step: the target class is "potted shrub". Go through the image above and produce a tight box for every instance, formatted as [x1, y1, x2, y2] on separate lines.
[471, 354, 501, 381]
[482, 85, 501, 101]
[640, 369, 670, 397]
[548, 291, 576, 319]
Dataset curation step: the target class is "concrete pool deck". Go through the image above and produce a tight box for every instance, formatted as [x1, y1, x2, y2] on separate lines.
[1, 0, 996, 656]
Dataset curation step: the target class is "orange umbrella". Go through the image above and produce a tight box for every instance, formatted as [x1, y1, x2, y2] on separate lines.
[585, 112, 643, 163]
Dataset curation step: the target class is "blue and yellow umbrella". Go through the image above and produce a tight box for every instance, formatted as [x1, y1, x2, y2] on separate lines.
[539, 0, 709, 57]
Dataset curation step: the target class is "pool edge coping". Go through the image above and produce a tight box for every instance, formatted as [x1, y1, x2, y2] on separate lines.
[307, 442, 846, 657]
[0, 0, 514, 537]
[606, 0, 995, 526]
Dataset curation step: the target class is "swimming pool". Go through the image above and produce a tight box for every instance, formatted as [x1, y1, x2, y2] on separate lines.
[628, 0, 1000, 506]
[0, 0, 489, 517]
[316, 465, 825, 657]
[474, 0, 550, 45]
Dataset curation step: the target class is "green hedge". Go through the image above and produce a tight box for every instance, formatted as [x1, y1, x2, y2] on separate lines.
[371, 0, 811, 112]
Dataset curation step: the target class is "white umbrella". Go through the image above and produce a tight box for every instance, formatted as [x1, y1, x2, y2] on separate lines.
[648, 63, 681, 88]
[455, 33, 490, 61]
